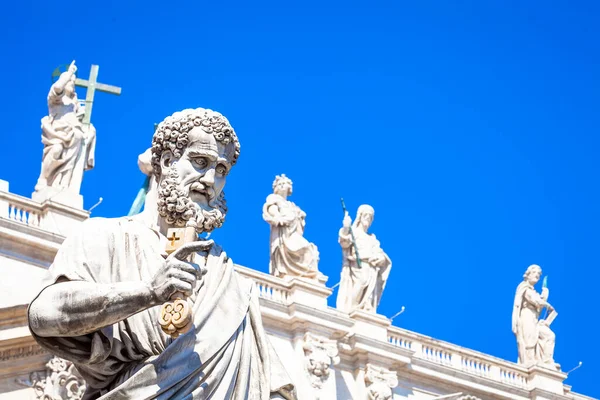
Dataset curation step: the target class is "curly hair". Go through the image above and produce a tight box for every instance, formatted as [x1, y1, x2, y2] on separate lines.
[151, 108, 240, 178]
[272, 174, 293, 191]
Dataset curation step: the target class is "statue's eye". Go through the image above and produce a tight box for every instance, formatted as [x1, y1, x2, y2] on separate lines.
[216, 164, 228, 176]
[193, 157, 208, 169]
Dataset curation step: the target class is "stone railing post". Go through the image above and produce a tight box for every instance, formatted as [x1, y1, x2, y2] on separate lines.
[286, 277, 332, 309]
[490, 364, 502, 381]
[0, 180, 8, 218]
[451, 351, 462, 369]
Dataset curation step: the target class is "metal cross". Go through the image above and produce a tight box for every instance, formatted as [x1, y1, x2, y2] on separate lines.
[75, 64, 121, 128]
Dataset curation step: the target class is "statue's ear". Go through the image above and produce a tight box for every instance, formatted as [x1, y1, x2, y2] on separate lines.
[161, 150, 174, 170]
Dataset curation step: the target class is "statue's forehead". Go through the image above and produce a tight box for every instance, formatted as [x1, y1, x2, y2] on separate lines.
[188, 126, 235, 162]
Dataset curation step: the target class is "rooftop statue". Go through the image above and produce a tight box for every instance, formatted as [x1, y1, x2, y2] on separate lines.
[34, 62, 96, 195]
[512, 264, 558, 369]
[262, 174, 321, 280]
[336, 204, 391, 313]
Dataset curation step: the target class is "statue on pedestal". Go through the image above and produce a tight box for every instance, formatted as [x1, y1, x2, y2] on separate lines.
[336, 204, 391, 313]
[28, 108, 295, 399]
[512, 264, 558, 369]
[262, 174, 321, 280]
[34, 62, 96, 195]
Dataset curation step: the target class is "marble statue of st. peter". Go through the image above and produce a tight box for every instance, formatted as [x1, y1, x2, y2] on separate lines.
[28, 108, 295, 399]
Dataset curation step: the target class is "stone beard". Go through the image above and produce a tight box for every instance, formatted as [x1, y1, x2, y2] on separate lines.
[157, 168, 227, 233]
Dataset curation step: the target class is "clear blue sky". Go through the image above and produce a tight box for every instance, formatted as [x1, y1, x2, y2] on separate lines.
[1, 0, 598, 395]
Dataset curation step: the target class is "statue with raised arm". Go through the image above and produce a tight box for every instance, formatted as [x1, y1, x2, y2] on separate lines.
[28, 108, 296, 399]
[336, 205, 391, 313]
[512, 264, 558, 369]
[34, 61, 96, 195]
[262, 174, 320, 280]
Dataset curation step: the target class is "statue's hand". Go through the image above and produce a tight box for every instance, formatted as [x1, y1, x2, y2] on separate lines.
[148, 242, 209, 304]
[343, 212, 352, 229]
[68, 63, 77, 75]
[541, 287, 549, 300]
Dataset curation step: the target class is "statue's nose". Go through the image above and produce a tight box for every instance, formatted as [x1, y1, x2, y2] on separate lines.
[200, 168, 215, 186]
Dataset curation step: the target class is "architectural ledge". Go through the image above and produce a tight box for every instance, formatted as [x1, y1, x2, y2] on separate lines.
[0, 187, 89, 239]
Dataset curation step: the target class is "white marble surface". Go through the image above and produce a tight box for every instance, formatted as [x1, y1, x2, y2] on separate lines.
[336, 204, 392, 314]
[34, 62, 96, 203]
[263, 174, 321, 280]
[513, 264, 558, 370]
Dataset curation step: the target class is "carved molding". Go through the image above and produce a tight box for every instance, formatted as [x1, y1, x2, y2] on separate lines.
[364, 364, 398, 400]
[18, 356, 85, 400]
[0, 344, 46, 361]
[303, 333, 340, 394]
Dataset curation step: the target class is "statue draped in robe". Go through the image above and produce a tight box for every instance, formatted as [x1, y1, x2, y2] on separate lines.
[30, 217, 294, 399]
[262, 175, 320, 280]
[28, 108, 295, 399]
[336, 205, 391, 313]
[35, 62, 96, 195]
[512, 264, 558, 369]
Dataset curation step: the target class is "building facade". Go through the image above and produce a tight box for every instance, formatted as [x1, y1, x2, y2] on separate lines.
[0, 180, 594, 400]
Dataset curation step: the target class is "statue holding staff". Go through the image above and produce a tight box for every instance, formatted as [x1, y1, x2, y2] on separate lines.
[336, 204, 392, 313]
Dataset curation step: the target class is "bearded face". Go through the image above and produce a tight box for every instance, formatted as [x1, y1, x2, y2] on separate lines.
[156, 124, 233, 234]
[157, 168, 227, 233]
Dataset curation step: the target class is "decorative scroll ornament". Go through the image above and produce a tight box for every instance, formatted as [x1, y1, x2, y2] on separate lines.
[364, 364, 398, 400]
[303, 333, 340, 394]
[20, 356, 86, 400]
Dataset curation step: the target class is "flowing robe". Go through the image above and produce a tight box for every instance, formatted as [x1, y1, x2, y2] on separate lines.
[262, 194, 319, 279]
[29, 217, 295, 399]
[336, 227, 391, 313]
[512, 282, 556, 367]
[36, 81, 96, 192]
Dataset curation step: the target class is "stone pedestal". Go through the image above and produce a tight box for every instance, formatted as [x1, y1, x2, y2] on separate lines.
[286, 277, 332, 309]
[32, 187, 83, 210]
[528, 365, 567, 396]
[349, 309, 391, 341]
[38, 201, 89, 238]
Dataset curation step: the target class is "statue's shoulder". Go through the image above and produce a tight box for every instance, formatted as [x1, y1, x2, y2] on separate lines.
[76, 216, 134, 238]
[265, 193, 281, 205]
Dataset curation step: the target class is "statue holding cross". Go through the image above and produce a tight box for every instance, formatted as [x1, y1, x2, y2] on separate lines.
[34, 61, 121, 206]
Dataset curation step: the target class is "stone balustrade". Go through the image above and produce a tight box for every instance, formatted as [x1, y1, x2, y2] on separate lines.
[235, 264, 291, 305]
[231, 266, 555, 396]
[0, 191, 44, 228]
[0, 181, 89, 238]
[388, 326, 530, 389]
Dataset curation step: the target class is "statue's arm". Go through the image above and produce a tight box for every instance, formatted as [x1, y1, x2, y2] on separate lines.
[338, 227, 353, 248]
[30, 241, 202, 338]
[29, 280, 158, 338]
[264, 200, 293, 226]
[523, 287, 551, 309]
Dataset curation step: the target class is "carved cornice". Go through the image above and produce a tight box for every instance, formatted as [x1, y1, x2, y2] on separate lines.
[0, 344, 46, 362]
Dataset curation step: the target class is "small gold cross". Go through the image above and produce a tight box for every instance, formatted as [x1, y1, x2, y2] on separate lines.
[166, 228, 184, 254]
